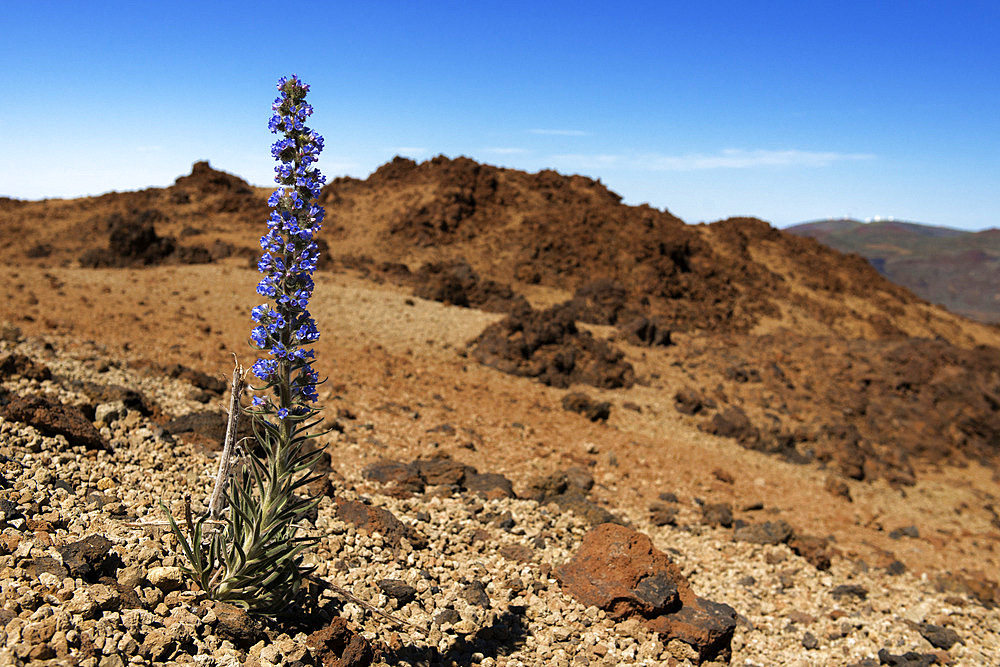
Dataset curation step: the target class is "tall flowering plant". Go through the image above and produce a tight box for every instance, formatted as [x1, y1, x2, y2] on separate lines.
[165, 75, 327, 614]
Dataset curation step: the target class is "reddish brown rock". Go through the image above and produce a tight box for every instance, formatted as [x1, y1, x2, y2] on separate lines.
[558, 523, 736, 662]
[204, 601, 263, 645]
[0, 394, 108, 450]
[734, 520, 794, 545]
[413, 456, 471, 486]
[789, 534, 834, 571]
[674, 387, 707, 416]
[334, 498, 425, 549]
[306, 616, 374, 667]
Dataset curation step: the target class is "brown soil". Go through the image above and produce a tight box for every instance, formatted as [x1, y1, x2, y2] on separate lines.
[1, 157, 998, 600]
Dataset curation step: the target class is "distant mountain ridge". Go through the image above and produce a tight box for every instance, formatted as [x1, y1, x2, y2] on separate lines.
[786, 218, 1000, 323]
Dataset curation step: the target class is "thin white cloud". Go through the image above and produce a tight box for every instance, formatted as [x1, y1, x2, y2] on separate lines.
[389, 147, 429, 157]
[530, 129, 591, 137]
[551, 148, 874, 171]
[483, 147, 529, 155]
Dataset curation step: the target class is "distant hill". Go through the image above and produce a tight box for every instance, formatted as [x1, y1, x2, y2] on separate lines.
[786, 218, 1000, 323]
[2, 157, 1000, 490]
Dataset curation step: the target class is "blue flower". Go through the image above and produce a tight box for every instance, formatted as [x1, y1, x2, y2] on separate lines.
[251, 75, 324, 414]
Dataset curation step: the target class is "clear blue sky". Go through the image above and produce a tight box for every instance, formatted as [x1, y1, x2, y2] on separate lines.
[3, 1, 998, 230]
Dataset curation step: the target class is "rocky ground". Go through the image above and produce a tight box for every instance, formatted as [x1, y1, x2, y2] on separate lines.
[1, 319, 998, 666]
[1, 157, 999, 665]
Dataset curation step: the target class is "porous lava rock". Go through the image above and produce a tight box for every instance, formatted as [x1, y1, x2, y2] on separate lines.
[561, 391, 611, 422]
[619, 316, 673, 347]
[679, 333, 1000, 484]
[0, 394, 108, 450]
[734, 520, 795, 545]
[522, 467, 621, 525]
[0, 353, 52, 381]
[306, 616, 375, 667]
[334, 498, 426, 549]
[79, 209, 176, 268]
[162, 362, 228, 394]
[203, 601, 264, 647]
[410, 259, 529, 314]
[565, 279, 636, 325]
[163, 410, 253, 451]
[700, 405, 759, 446]
[468, 303, 635, 389]
[558, 523, 736, 663]
[58, 535, 120, 582]
[363, 456, 516, 501]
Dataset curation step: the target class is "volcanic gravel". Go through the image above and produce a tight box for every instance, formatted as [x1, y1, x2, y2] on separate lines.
[1, 333, 999, 666]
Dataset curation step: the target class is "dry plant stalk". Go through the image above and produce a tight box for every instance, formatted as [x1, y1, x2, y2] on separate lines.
[207, 359, 247, 519]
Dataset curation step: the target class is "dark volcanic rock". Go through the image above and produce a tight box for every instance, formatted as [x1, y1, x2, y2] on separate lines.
[79, 209, 176, 268]
[701, 405, 760, 446]
[620, 316, 673, 347]
[522, 467, 594, 501]
[558, 523, 736, 663]
[679, 333, 1000, 485]
[362, 460, 426, 496]
[411, 259, 528, 314]
[205, 601, 264, 646]
[377, 579, 417, 605]
[522, 468, 620, 525]
[789, 534, 834, 570]
[58, 535, 120, 582]
[0, 394, 108, 450]
[917, 622, 961, 650]
[73, 381, 157, 418]
[876, 648, 940, 666]
[700, 503, 734, 528]
[463, 471, 515, 499]
[649, 502, 679, 527]
[468, 303, 636, 389]
[733, 520, 794, 545]
[163, 410, 252, 450]
[561, 391, 611, 422]
[831, 584, 869, 601]
[413, 456, 471, 487]
[163, 363, 227, 394]
[674, 387, 707, 416]
[0, 353, 52, 381]
[459, 580, 491, 608]
[646, 596, 739, 663]
[552, 489, 622, 526]
[362, 456, 516, 500]
[565, 279, 635, 325]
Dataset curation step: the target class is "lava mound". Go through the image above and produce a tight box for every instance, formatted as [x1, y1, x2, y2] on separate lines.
[677, 333, 1000, 484]
[467, 302, 635, 389]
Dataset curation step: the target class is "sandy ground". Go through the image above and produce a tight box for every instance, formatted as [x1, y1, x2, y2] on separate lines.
[2, 260, 997, 586]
